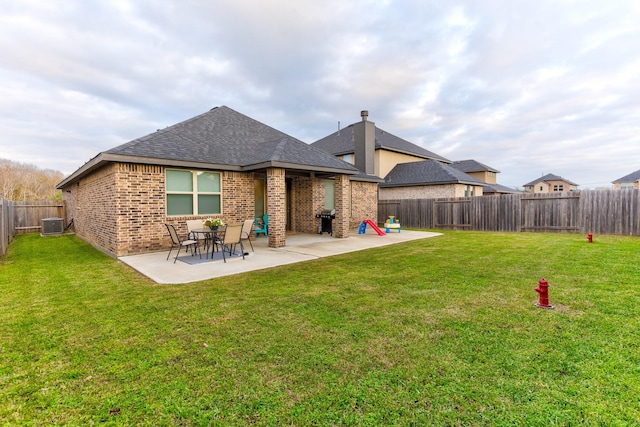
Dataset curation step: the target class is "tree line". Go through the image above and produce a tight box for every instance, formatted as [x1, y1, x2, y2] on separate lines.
[0, 158, 64, 201]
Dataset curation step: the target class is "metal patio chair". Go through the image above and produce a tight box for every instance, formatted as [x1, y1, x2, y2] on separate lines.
[165, 223, 201, 263]
[240, 219, 254, 252]
[214, 224, 245, 263]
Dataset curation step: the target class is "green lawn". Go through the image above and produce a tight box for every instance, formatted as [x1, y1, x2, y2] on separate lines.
[1, 231, 639, 425]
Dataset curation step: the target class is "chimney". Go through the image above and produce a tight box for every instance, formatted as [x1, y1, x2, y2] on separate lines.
[353, 110, 375, 175]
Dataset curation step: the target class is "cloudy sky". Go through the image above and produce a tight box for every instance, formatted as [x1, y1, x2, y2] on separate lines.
[2, 0, 639, 188]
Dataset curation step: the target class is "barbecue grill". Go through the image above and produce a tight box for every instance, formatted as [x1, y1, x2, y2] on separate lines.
[315, 209, 336, 235]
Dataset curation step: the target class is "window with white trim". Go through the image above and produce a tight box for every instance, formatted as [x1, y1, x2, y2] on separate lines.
[553, 184, 564, 192]
[166, 170, 221, 216]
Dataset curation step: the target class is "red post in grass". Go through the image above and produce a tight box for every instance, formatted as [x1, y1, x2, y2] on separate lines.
[587, 233, 593, 243]
[534, 278, 554, 309]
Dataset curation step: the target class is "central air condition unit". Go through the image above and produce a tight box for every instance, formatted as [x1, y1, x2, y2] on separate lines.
[42, 217, 64, 235]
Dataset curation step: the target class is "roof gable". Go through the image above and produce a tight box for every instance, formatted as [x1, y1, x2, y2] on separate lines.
[311, 122, 450, 163]
[381, 159, 485, 187]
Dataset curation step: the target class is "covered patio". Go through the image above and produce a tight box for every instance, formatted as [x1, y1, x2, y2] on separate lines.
[119, 229, 441, 284]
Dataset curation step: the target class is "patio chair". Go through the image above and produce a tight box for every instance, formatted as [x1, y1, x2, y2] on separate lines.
[254, 214, 268, 237]
[241, 219, 254, 252]
[214, 224, 245, 263]
[165, 223, 201, 263]
[186, 219, 206, 253]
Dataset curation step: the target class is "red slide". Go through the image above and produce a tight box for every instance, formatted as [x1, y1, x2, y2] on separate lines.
[363, 219, 386, 236]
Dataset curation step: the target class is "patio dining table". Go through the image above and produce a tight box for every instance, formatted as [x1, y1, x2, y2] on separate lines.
[190, 227, 226, 258]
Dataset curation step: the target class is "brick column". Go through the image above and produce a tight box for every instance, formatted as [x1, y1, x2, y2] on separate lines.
[266, 167, 286, 248]
[333, 174, 350, 238]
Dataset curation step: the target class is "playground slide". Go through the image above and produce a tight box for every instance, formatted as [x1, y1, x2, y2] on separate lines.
[363, 219, 386, 236]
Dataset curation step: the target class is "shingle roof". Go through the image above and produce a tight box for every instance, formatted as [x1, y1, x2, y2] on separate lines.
[311, 123, 450, 163]
[524, 173, 578, 187]
[58, 106, 360, 188]
[106, 106, 358, 171]
[612, 169, 640, 183]
[450, 159, 499, 173]
[482, 183, 519, 194]
[380, 159, 486, 187]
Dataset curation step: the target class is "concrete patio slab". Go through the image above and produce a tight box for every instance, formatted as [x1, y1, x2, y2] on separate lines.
[118, 228, 441, 284]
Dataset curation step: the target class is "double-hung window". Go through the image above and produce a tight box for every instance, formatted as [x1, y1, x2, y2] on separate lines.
[166, 170, 221, 216]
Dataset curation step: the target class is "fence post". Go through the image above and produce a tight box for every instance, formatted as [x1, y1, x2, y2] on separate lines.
[0, 198, 14, 256]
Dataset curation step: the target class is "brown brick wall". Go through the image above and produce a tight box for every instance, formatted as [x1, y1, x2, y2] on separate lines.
[350, 181, 379, 227]
[289, 175, 318, 234]
[62, 163, 258, 257]
[267, 168, 286, 247]
[333, 174, 350, 238]
[61, 162, 380, 255]
[62, 163, 118, 255]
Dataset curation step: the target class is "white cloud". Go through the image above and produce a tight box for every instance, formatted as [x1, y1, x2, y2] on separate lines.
[0, 0, 639, 187]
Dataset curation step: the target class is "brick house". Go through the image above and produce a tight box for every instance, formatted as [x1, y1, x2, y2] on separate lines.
[523, 173, 578, 193]
[56, 106, 380, 257]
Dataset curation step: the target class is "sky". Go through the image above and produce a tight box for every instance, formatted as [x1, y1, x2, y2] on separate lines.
[1, 0, 639, 189]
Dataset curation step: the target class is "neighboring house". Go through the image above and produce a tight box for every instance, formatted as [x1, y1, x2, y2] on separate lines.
[379, 159, 485, 200]
[56, 106, 380, 257]
[313, 111, 489, 199]
[311, 110, 450, 179]
[612, 169, 640, 189]
[450, 159, 517, 195]
[523, 173, 578, 193]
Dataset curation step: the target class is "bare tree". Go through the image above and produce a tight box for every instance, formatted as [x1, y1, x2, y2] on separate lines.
[0, 158, 63, 201]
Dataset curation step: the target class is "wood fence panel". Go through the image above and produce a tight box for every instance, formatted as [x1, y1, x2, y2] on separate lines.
[520, 193, 580, 232]
[13, 201, 65, 234]
[1, 199, 17, 256]
[434, 198, 471, 229]
[378, 190, 640, 236]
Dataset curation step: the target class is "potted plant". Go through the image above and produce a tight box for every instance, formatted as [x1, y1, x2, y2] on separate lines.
[203, 218, 225, 231]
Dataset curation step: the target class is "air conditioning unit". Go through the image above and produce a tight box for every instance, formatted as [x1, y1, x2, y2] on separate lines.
[42, 217, 64, 235]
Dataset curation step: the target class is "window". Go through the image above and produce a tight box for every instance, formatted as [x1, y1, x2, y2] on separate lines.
[621, 182, 634, 189]
[464, 185, 475, 197]
[324, 180, 335, 210]
[342, 154, 354, 164]
[166, 170, 221, 216]
[553, 184, 564, 192]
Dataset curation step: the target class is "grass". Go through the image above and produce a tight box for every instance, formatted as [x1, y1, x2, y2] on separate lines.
[1, 231, 639, 425]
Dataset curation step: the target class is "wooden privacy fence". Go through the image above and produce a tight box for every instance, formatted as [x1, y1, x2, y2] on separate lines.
[12, 201, 66, 234]
[0, 199, 66, 256]
[0, 198, 15, 256]
[378, 189, 640, 236]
